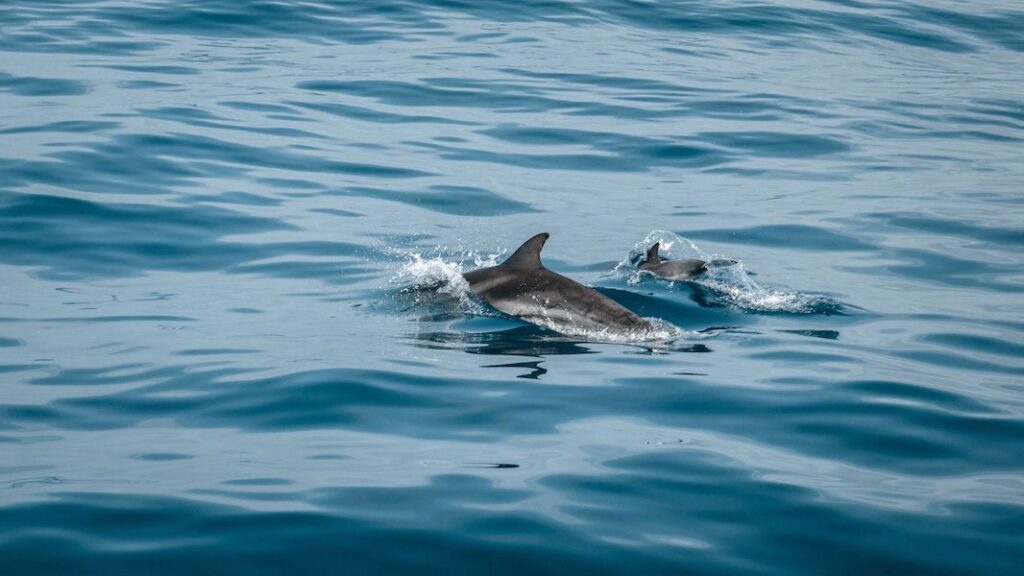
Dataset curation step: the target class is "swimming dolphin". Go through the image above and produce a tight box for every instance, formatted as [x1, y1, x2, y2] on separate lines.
[638, 242, 708, 280]
[639, 243, 738, 281]
[463, 233, 652, 334]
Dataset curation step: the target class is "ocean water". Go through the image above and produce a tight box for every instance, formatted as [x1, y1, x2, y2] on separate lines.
[2, 0, 1023, 573]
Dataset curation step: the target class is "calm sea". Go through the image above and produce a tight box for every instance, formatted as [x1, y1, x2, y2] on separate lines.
[1, 1, 1023, 574]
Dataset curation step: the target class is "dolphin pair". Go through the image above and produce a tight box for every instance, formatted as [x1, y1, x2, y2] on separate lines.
[462, 233, 715, 334]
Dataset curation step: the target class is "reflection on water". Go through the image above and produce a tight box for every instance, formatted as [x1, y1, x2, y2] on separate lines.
[481, 360, 548, 380]
[410, 325, 596, 357]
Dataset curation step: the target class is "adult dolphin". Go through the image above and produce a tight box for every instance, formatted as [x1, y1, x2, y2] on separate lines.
[463, 233, 652, 334]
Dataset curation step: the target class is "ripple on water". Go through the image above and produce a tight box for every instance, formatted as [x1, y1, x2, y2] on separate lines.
[0, 72, 89, 96]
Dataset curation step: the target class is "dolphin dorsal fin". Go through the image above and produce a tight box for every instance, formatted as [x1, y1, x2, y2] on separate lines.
[644, 243, 662, 266]
[503, 233, 549, 268]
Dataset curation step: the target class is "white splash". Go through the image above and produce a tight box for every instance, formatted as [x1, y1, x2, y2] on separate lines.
[699, 261, 831, 314]
[615, 230, 840, 314]
[388, 248, 500, 314]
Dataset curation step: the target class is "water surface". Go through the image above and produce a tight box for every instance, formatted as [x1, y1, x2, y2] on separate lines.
[2, 1, 1023, 574]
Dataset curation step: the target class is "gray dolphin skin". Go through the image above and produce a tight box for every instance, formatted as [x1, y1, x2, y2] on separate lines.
[463, 233, 652, 333]
[638, 242, 708, 280]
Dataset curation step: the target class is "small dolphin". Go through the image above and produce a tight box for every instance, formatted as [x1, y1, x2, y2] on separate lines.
[639, 243, 738, 281]
[638, 242, 708, 280]
[463, 233, 651, 334]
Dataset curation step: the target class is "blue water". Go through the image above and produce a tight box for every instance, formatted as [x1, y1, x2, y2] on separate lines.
[2, 1, 1023, 573]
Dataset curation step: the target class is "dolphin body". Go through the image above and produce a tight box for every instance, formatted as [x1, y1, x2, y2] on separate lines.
[463, 233, 651, 334]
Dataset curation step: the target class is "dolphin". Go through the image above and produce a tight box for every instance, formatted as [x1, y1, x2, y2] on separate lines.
[463, 233, 652, 334]
[638, 242, 708, 280]
[639, 242, 738, 281]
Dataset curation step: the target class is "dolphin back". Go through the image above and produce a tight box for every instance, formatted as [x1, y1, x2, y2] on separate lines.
[651, 259, 707, 280]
